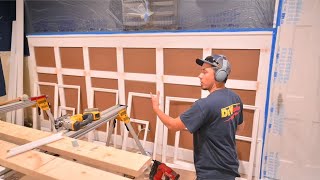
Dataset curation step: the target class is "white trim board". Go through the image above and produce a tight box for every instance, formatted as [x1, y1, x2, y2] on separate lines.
[57, 84, 81, 115]
[58, 106, 75, 116]
[161, 96, 197, 171]
[27, 32, 272, 49]
[35, 67, 257, 91]
[32, 82, 58, 130]
[122, 92, 151, 151]
[88, 88, 119, 145]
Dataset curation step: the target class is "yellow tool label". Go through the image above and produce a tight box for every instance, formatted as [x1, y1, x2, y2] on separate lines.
[37, 97, 49, 111]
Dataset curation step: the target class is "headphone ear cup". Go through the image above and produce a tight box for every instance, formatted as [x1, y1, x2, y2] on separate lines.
[214, 59, 229, 82]
[215, 70, 227, 82]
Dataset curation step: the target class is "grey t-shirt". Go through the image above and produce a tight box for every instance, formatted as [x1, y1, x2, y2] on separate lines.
[180, 88, 243, 179]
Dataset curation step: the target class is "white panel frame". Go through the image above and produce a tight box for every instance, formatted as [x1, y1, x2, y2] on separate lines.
[122, 92, 151, 151]
[90, 88, 119, 146]
[32, 82, 58, 130]
[161, 96, 197, 171]
[238, 105, 261, 180]
[57, 84, 81, 115]
[58, 106, 75, 116]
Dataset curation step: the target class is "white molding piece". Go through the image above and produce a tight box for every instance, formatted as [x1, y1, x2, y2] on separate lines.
[29, 45, 39, 129]
[83, 46, 93, 142]
[124, 73, 157, 82]
[163, 75, 199, 86]
[241, 105, 260, 180]
[54, 47, 66, 110]
[116, 47, 126, 146]
[15, 0, 24, 126]
[90, 88, 119, 145]
[90, 70, 118, 79]
[60, 68, 85, 76]
[130, 118, 149, 148]
[153, 47, 165, 160]
[58, 106, 75, 116]
[161, 96, 197, 171]
[57, 84, 81, 115]
[32, 82, 58, 130]
[122, 92, 151, 151]
[6, 21, 17, 124]
[163, 75, 257, 91]
[7, 132, 63, 158]
[27, 32, 272, 49]
[36, 67, 56, 74]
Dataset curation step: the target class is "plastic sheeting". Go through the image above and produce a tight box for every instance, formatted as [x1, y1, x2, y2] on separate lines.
[261, 0, 320, 179]
[24, 0, 275, 34]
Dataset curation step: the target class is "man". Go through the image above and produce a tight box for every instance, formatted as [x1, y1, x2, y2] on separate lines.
[150, 54, 243, 180]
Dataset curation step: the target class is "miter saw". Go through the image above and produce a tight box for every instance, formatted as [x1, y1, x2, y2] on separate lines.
[54, 108, 101, 131]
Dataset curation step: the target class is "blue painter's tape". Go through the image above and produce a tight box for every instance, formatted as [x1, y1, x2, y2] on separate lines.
[260, 0, 284, 178]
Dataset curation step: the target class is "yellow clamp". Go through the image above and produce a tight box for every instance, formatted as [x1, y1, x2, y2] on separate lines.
[116, 109, 130, 123]
[36, 97, 49, 111]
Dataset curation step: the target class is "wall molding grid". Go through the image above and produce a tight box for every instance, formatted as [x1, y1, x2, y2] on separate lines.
[28, 32, 272, 179]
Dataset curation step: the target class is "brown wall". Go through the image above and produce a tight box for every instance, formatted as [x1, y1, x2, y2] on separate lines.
[34, 46, 260, 162]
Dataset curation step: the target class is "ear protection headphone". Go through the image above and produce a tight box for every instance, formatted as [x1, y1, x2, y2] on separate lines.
[212, 55, 229, 82]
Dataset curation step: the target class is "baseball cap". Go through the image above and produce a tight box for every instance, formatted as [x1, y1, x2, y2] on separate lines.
[196, 54, 231, 74]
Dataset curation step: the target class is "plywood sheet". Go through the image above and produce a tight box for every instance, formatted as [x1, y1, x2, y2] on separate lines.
[34, 47, 56, 67]
[164, 84, 201, 99]
[236, 140, 251, 161]
[37, 73, 58, 83]
[123, 48, 156, 74]
[0, 121, 151, 177]
[60, 47, 84, 69]
[164, 48, 202, 77]
[233, 89, 256, 106]
[236, 109, 254, 137]
[91, 77, 118, 89]
[0, 140, 129, 180]
[212, 49, 260, 81]
[89, 47, 117, 71]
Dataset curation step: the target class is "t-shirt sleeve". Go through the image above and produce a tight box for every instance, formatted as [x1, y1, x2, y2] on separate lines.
[180, 100, 207, 133]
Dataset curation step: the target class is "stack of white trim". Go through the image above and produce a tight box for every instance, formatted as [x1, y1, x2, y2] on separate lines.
[6, 1, 24, 125]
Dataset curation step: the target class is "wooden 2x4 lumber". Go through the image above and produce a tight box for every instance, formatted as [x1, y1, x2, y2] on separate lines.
[0, 121, 151, 177]
[0, 140, 129, 180]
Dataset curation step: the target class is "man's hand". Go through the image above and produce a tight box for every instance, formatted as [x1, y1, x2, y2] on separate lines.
[150, 91, 160, 111]
[150, 91, 187, 131]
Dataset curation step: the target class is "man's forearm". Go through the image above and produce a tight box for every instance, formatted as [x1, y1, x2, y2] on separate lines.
[154, 108, 175, 129]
